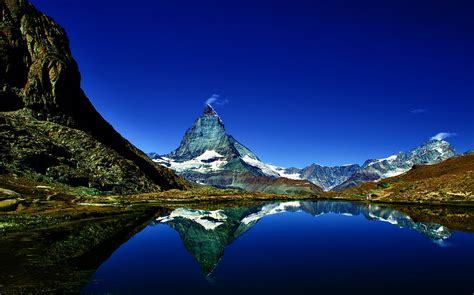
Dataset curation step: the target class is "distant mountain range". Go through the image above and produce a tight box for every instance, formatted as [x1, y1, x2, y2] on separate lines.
[150, 104, 456, 192]
[334, 153, 474, 203]
[332, 139, 455, 191]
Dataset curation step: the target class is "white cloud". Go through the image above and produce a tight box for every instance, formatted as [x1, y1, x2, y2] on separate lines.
[431, 132, 456, 141]
[205, 94, 219, 105]
[205, 94, 229, 106]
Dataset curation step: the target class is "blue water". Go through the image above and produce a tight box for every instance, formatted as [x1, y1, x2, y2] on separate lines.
[82, 201, 474, 294]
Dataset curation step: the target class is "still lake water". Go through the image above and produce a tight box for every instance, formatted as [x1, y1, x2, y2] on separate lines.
[82, 201, 474, 294]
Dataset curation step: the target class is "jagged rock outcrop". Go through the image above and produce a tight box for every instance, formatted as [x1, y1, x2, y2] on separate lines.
[0, 0, 187, 193]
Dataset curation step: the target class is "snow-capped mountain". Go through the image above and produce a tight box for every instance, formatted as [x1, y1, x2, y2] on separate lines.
[150, 105, 321, 195]
[152, 104, 259, 173]
[166, 104, 258, 163]
[333, 139, 456, 191]
[270, 139, 456, 191]
[280, 164, 361, 191]
[150, 104, 456, 193]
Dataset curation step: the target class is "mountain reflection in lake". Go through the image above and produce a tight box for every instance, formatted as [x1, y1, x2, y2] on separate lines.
[82, 201, 474, 294]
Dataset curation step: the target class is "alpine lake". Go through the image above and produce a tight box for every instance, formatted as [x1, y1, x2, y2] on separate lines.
[1, 200, 473, 294]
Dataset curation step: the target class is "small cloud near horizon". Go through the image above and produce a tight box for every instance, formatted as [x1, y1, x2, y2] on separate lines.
[431, 132, 457, 141]
[410, 109, 426, 114]
[205, 94, 229, 106]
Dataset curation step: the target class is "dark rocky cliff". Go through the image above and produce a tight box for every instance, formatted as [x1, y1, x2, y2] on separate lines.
[0, 0, 188, 193]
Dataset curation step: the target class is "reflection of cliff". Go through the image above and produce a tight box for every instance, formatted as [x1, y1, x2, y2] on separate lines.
[0, 207, 160, 293]
[156, 201, 452, 274]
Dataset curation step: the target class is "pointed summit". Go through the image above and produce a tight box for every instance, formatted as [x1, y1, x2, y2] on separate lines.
[167, 104, 251, 161]
[203, 104, 217, 116]
[202, 103, 223, 126]
[411, 138, 455, 164]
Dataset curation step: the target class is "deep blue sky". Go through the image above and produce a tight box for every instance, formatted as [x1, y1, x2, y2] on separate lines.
[31, 0, 473, 167]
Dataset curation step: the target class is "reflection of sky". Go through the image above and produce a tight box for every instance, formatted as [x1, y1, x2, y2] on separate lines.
[83, 204, 474, 294]
[83, 225, 208, 294]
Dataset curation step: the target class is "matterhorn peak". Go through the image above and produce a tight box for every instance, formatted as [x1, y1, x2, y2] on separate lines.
[201, 103, 224, 126]
[203, 104, 218, 116]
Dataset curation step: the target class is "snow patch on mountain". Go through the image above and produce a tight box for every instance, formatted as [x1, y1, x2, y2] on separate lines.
[241, 201, 302, 224]
[370, 154, 398, 165]
[380, 167, 408, 178]
[241, 155, 279, 177]
[153, 150, 228, 173]
[196, 150, 224, 160]
[276, 169, 303, 180]
[157, 208, 227, 230]
[241, 155, 303, 180]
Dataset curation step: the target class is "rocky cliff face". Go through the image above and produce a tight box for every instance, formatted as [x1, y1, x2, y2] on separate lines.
[0, 0, 187, 193]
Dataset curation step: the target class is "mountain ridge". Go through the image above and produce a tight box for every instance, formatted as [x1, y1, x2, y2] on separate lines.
[332, 138, 455, 191]
[332, 153, 474, 203]
[150, 104, 456, 193]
